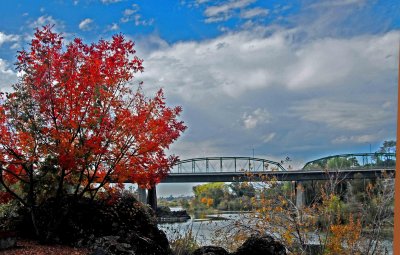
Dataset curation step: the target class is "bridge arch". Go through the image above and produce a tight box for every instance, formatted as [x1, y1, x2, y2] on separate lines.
[302, 152, 396, 170]
[171, 157, 286, 173]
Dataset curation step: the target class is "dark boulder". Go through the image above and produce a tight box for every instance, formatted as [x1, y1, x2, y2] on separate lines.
[192, 246, 230, 255]
[90, 236, 134, 255]
[0, 231, 17, 250]
[234, 234, 286, 255]
[89, 233, 174, 255]
[13, 193, 172, 255]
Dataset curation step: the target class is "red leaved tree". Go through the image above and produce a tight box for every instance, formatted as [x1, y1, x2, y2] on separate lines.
[0, 26, 186, 236]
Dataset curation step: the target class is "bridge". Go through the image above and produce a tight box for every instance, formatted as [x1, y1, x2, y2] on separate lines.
[138, 153, 396, 209]
[162, 153, 395, 182]
[302, 152, 396, 170]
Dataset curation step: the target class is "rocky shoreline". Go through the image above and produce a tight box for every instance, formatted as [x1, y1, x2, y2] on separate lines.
[0, 197, 287, 255]
[156, 206, 191, 223]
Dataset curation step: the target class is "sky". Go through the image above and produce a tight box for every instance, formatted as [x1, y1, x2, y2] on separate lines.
[0, 0, 399, 196]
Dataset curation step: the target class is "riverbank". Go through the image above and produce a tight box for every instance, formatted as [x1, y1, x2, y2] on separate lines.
[157, 206, 191, 223]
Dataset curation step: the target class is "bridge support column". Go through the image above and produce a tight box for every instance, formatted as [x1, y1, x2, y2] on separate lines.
[137, 187, 147, 204]
[295, 181, 305, 208]
[147, 186, 157, 211]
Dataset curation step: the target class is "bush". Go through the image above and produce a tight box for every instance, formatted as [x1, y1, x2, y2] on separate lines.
[0, 200, 21, 231]
[169, 226, 200, 255]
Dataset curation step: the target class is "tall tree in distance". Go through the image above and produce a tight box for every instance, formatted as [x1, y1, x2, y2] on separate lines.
[0, 26, 186, 235]
[378, 140, 396, 153]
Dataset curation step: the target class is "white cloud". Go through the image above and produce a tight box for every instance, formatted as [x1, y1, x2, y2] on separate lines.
[169, 140, 223, 159]
[134, 34, 169, 55]
[292, 99, 393, 131]
[120, 4, 152, 26]
[135, 0, 398, 160]
[79, 18, 94, 31]
[10, 43, 20, 49]
[310, 0, 366, 8]
[101, 0, 123, 3]
[332, 134, 378, 144]
[134, 26, 397, 161]
[205, 0, 255, 17]
[138, 28, 284, 99]
[242, 108, 271, 129]
[262, 133, 276, 143]
[30, 15, 62, 29]
[121, 4, 139, 23]
[286, 32, 399, 89]
[107, 23, 120, 31]
[0, 32, 19, 47]
[123, 8, 137, 16]
[201, 0, 259, 22]
[0, 59, 17, 91]
[197, 0, 270, 23]
[134, 15, 154, 26]
[205, 16, 230, 23]
[138, 28, 399, 102]
[197, 0, 211, 3]
[240, 7, 269, 19]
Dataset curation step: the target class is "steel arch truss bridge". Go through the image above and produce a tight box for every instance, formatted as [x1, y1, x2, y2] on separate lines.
[163, 153, 395, 183]
[171, 157, 286, 174]
[302, 153, 396, 170]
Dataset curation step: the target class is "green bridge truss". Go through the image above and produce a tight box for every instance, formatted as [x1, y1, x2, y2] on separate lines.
[302, 152, 396, 170]
[172, 157, 286, 173]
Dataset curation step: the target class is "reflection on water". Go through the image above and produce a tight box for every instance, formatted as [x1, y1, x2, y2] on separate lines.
[159, 208, 239, 246]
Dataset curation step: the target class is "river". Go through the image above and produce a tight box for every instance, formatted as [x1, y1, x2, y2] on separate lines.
[158, 207, 241, 246]
[158, 207, 394, 254]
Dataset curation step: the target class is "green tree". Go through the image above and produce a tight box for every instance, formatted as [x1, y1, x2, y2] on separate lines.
[193, 183, 227, 207]
[378, 140, 396, 153]
[327, 157, 353, 169]
[229, 182, 256, 198]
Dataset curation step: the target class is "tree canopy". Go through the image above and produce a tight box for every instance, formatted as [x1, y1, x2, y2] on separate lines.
[0, 26, 186, 208]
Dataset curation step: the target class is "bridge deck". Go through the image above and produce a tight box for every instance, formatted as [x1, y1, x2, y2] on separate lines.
[161, 168, 395, 183]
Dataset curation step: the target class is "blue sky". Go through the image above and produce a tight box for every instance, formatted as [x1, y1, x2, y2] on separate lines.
[0, 0, 399, 195]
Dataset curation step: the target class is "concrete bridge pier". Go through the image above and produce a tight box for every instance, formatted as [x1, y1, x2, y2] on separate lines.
[147, 186, 157, 210]
[137, 187, 147, 204]
[137, 186, 158, 210]
[295, 181, 305, 208]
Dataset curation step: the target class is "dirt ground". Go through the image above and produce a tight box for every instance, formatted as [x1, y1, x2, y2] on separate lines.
[0, 239, 91, 255]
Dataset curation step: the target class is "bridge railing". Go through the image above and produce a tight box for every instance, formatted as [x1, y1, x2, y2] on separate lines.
[302, 153, 396, 170]
[170, 157, 286, 174]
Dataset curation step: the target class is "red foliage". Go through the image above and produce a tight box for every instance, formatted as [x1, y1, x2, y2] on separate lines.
[0, 26, 186, 205]
[0, 191, 13, 204]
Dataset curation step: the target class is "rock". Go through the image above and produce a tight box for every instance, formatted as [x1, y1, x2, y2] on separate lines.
[234, 234, 286, 255]
[192, 246, 230, 255]
[90, 236, 135, 255]
[90, 248, 108, 255]
[123, 231, 171, 255]
[0, 231, 17, 250]
[14, 193, 172, 254]
[0, 237, 16, 250]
